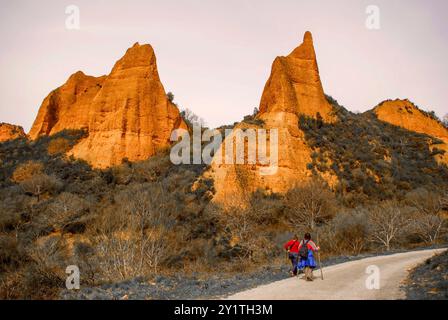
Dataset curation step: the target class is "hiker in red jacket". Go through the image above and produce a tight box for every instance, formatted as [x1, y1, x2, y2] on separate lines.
[284, 234, 300, 276]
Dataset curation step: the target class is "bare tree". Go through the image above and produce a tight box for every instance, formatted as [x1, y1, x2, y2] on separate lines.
[166, 91, 175, 103]
[284, 180, 336, 232]
[95, 183, 172, 280]
[126, 184, 169, 274]
[406, 188, 447, 244]
[180, 108, 206, 128]
[217, 194, 256, 260]
[412, 213, 445, 244]
[48, 192, 88, 233]
[442, 191, 448, 210]
[210, 193, 272, 263]
[97, 236, 142, 280]
[74, 242, 97, 286]
[11, 161, 44, 182]
[20, 174, 62, 202]
[368, 201, 411, 251]
[333, 210, 369, 255]
[23, 237, 66, 298]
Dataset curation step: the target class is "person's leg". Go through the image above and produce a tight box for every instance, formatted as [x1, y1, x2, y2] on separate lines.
[289, 254, 295, 276]
[298, 258, 305, 278]
[291, 254, 297, 276]
[307, 267, 314, 281]
[307, 253, 316, 280]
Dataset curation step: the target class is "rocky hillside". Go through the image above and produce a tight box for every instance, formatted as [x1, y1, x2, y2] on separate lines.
[208, 32, 448, 205]
[373, 99, 448, 144]
[0, 123, 25, 142]
[404, 249, 448, 300]
[300, 100, 448, 205]
[373, 99, 448, 165]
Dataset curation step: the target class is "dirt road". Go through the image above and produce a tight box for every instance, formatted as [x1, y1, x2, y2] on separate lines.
[225, 249, 446, 300]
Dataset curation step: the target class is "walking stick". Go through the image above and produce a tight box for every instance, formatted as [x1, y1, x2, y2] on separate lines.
[316, 232, 324, 280]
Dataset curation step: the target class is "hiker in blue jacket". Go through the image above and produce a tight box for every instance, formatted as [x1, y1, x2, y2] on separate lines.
[297, 233, 320, 281]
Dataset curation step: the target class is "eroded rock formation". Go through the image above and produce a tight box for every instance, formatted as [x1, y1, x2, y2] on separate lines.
[208, 32, 336, 205]
[29, 43, 186, 168]
[259, 31, 335, 122]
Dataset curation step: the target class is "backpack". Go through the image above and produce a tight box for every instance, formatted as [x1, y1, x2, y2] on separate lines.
[299, 240, 310, 259]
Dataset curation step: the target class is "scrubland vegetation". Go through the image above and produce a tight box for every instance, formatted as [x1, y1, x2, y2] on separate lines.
[0, 102, 447, 298]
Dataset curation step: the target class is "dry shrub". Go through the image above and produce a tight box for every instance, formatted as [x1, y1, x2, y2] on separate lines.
[132, 154, 172, 182]
[111, 165, 133, 185]
[284, 179, 337, 232]
[112, 152, 172, 185]
[210, 194, 275, 263]
[19, 174, 63, 201]
[181, 238, 216, 272]
[1, 234, 97, 298]
[11, 160, 44, 182]
[11, 160, 62, 201]
[0, 234, 22, 272]
[405, 188, 447, 244]
[73, 242, 99, 286]
[332, 210, 369, 255]
[0, 207, 22, 233]
[46, 192, 89, 233]
[0, 271, 24, 299]
[92, 183, 173, 281]
[47, 137, 71, 155]
[10, 238, 67, 299]
[96, 233, 166, 281]
[248, 191, 284, 225]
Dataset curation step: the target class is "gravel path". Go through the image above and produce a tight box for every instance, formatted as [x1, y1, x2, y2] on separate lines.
[225, 249, 446, 300]
[61, 246, 447, 300]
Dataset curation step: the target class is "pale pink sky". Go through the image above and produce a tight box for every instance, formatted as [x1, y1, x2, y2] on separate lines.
[0, 0, 447, 131]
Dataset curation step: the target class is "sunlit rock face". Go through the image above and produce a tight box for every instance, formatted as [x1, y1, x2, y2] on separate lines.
[29, 43, 186, 168]
[258, 31, 335, 123]
[373, 99, 448, 144]
[373, 99, 448, 165]
[0, 123, 26, 142]
[208, 32, 337, 205]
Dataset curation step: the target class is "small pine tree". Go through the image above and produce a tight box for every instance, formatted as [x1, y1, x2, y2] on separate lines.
[166, 92, 175, 103]
[253, 107, 259, 117]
